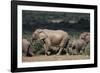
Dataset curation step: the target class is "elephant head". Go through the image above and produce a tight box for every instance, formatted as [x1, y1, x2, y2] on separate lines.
[32, 29, 48, 42]
[79, 32, 90, 44]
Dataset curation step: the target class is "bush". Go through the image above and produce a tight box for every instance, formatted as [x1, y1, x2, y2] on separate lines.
[31, 40, 45, 55]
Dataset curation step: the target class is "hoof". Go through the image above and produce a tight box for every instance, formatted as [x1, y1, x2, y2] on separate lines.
[56, 53, 60, 55]
[47, 51, 51, 55]
[66, 53, 69, 56]
[45, 51, 51, 56]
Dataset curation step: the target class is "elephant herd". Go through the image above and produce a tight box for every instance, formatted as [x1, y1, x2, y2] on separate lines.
[22, 29, 90, 57]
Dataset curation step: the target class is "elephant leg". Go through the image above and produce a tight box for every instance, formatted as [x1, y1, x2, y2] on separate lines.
[66, 48, 73, 55]
[65, 48, 69, 55]
[43, 38, 51, 56]
[56, 47, 63, 55]
[28, 49, 34, 56]
[43, 44, 47, 55]
[72, 49, 78, 55]
[70, 46, 76, 55]
[43, 44, 50, 56]
[26, 45, 33, 57]
[80, 46, 86, 55]
[76, 49, 79, 55]
[57, 38, 67, 55]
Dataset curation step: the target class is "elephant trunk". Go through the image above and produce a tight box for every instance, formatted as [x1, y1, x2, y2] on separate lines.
[26, 38, 34, 57]
[26, 45, 33, 57]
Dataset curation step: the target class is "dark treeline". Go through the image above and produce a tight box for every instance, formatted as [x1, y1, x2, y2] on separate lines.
[22, 10, 90, 34]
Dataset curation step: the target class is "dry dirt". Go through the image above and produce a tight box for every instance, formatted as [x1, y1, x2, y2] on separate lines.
[22, 55, 90, 62]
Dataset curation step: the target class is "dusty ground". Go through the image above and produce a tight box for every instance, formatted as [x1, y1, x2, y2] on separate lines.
[22, 55, 90, 62]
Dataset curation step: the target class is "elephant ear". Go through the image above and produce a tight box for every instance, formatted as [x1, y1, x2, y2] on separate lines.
[39, 31, 48, 40]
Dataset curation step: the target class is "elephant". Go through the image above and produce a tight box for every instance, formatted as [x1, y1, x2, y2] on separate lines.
[67, 39, 87, 55]
[22, 39, 34, 57]
[68, 32, 90, 55]
[32, 29, 70, 55]
[79, 32, 90, 44]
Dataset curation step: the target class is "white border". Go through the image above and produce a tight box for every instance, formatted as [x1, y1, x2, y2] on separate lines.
[17, 5, 94, 68]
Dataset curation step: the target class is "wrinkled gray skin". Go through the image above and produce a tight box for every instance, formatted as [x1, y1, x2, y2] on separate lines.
[79, 32, 90, 44]
[22, 39, 34, 57]
[68, 39, 87, 55]
[32, 29, 70, 55]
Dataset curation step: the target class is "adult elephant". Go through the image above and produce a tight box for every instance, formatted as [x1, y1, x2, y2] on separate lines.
[31, 29, 70, 55]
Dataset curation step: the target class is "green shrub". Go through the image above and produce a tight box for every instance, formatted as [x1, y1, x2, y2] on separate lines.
[31, 40, 45, 55]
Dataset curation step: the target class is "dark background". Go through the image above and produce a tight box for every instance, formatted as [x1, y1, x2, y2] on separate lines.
[22, 10, 90, 35]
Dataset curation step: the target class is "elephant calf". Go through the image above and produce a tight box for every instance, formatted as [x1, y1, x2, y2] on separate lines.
[68, 32, 90, 55]
[22, 39, 34, 57]
[32, 29, 70, 55]
[68, 39, 87, 55]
